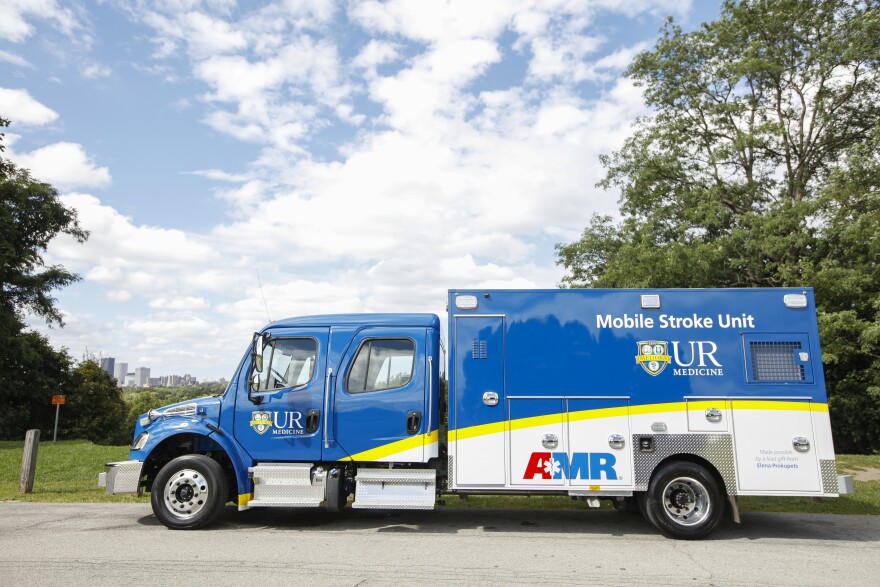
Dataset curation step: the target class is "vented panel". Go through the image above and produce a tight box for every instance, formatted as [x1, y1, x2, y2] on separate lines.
[750, 341, 805, 381]
[472, 339, 488, 359]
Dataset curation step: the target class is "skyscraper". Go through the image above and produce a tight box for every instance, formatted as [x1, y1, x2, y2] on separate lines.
[99, 357, 115, 377]
[135, 367, 151, 387]
[113, 362, 128, 384]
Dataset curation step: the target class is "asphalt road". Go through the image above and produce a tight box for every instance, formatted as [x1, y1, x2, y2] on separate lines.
[0, 503, 877, 586]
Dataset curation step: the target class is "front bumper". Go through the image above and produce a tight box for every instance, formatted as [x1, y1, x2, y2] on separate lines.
[98, 460, 144, 495]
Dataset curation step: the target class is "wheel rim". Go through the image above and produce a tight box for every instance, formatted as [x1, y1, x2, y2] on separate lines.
[661, 476, 711, 527]
[163, 468, 209, 520]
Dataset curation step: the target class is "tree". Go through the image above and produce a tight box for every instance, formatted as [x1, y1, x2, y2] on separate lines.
[556, 0, 880, 452]
[0, 116, 90, 439]
[62, 360, 129, 445]
[0, 327, 73, 439]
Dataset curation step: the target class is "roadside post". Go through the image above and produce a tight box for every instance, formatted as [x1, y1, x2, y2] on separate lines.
[51, 394, 65, 441]
[20, 429, 40, 494]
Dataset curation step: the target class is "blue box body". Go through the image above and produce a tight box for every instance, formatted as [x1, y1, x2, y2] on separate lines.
[446, 288, 836, 495]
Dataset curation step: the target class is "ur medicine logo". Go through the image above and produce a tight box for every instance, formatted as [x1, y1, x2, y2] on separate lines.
[249, 411, 305, 435]
[635, 340, 724, 377]
[250, 411, 272, 435]
[635, 340, 670, 375]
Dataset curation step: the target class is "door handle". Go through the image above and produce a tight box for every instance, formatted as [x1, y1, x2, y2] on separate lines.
[406, 410, 422, 435]
[305, 409, 320, 434]
[792, 436, 811, 452]
[542, 434, 559, 449]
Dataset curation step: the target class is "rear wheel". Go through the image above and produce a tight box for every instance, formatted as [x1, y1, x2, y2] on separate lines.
[151, 455, 228, 530]
[644, 461, 724, 540]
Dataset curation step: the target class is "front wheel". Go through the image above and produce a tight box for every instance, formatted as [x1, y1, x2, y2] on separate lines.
[151, 455, 229, 530]
[644, 461, 724, 540]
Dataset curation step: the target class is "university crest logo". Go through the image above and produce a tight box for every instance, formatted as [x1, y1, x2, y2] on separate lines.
[636, 340, 671, 376]
[250, 411, 272, 434]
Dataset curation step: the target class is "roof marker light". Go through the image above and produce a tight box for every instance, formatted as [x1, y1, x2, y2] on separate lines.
[784, 294, 808, 309]
[641, 294, 661, 309]
[455, 295, 478, 310]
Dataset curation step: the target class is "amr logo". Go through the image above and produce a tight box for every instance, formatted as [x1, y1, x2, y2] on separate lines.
[523, 452, 619, 481]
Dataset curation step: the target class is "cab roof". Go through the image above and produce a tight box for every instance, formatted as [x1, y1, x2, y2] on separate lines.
[264, 313, 440, 331]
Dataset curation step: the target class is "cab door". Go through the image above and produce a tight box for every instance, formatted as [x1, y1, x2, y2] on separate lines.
[233, 328, 328, 462]
[325, 327, 427, 462]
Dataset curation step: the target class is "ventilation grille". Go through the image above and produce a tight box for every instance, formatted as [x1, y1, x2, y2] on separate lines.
[749, 341, 805, 381]
[472, 339, 487, 360]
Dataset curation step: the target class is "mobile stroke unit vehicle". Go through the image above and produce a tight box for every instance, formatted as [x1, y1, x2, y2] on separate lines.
[100, 288, 853, 539]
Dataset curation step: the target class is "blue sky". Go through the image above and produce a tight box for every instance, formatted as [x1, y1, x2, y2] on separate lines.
[1, 0, 722, 381]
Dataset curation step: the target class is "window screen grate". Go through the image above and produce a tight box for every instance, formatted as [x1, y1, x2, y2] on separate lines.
[472, 339, 487, 360]
[750, 341, 805, 381]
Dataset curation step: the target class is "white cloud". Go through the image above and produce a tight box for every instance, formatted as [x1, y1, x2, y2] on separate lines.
[0, 49, 32, 67]
[82, 62, 112, 79]
[352, 40, 401, 73]
[106, 289, 133, 303]
[350, 0, 516, 43]
[54, 194, 218, 275]
[0, 0, 84, 43]
[189, 168, 251, 182]
[149, 297, 210, 311]
[0, 88, 59, 125]
[12, 142, 111, 190]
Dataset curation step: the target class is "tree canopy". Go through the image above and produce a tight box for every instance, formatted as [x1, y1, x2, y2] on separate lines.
[0, 116, 93, 441]
[556, 0, 880, 452]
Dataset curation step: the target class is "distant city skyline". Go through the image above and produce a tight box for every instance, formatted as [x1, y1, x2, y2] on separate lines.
[98, 355, 214, 387]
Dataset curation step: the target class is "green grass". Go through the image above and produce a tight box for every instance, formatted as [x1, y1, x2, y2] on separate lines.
[1, 440, 877, 514]
[0, 440, 147, 502]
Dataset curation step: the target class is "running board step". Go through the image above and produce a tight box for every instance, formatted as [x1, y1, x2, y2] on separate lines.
[248, 463, 326, 508]
[352, 469, 436, 510]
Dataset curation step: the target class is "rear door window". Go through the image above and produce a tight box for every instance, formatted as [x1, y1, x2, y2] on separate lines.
[346, 339, 415, 393]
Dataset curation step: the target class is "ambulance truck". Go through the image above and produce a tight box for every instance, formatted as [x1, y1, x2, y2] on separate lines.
[99, 288, 852, 539]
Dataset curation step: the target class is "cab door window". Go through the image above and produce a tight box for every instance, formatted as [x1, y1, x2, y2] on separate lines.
[257, 338, 317, 390]
[346, 339, 415, 393]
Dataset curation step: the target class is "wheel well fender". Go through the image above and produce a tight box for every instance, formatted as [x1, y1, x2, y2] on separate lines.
[650, 453, 730, 495]
[141, 430, 249, 500]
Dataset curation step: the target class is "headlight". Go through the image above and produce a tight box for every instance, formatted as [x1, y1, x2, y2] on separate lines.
[131, 431, 149, 451]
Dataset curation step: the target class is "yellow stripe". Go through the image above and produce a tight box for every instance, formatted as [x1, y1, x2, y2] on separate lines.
[343, 430, 439, 461]
[449, 400, 828, 441]
[731, 399, 827, 412]
[448, 420, 506, 442]
[238, 492, 253, 506]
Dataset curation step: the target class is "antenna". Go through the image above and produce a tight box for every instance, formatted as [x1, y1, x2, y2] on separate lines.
[255, 269, 272, 323]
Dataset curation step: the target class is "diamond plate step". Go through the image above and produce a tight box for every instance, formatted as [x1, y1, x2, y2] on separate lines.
[249, 463, 325, 508]
[352, 468, 436, 510]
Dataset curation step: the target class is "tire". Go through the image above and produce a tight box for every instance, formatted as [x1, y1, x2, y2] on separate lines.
[325, 470, 347, 513]
[635, 491, 654, 525]
[644, 461, 724, 540]
[151, 455, 229, 530]
[612, 496, 640, 514]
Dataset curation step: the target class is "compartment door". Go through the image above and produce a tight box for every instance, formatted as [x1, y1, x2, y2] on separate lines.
[732, 400, 821, 492]
[453, 316, 505, 486]
[509, 398, 565, 486]
[567, 398, 631, 487]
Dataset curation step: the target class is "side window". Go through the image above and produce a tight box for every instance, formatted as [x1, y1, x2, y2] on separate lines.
[347, 339, 415, 393]
[257, 338, 317, 391]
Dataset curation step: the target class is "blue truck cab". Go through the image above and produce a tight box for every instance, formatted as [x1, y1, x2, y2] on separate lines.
[100, 288, 851, 539]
